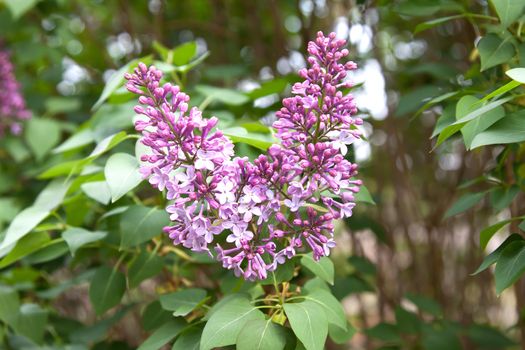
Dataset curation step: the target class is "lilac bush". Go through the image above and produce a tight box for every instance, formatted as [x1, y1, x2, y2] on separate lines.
[0, 49, 30, 136]
[125, 32, 363, 280]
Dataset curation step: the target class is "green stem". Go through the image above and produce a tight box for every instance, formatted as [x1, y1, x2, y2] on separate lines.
[272, 271, 284, 305]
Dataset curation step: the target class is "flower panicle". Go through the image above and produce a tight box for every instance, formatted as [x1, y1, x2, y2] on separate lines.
[124, 31, 363, 281]
[0, 49, 31, 137]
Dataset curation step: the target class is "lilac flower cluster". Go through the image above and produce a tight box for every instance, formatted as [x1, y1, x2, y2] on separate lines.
[125, 32, 363, 280]
[0, 49, 30, 136]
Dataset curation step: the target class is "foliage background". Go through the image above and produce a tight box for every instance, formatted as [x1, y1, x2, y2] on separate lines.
[0, 0, 524, 349]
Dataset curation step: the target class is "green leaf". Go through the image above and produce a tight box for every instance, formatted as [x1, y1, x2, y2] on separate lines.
[200, 296, 264, 350]
[302, 289, 347, 331]
[444, 192, 485, 219]
[348, 256, 377, 276]
[172, 327, 202, 350]
[414, 15, 464, 33]
[480, 220, 512, 250]
[152, 41, 171, 61]
[141, 301, 173, 332]
[303, 277, 331, 294]
[395, 307, 421, 334]
[495, 240, 525, 294]
[300, 254, 335, 285]
[395, 1, 443, 16]
[491, 0, 525, 27]
[0, 179, 70, 250]
[0, 232, 50, 268]
[471, 110, 525, 148]
[39, 132, 128, 179]
[105, 153, 143, 202]
[137, 319, 186, 350]
[247, 79, 289, 99]
[366, 323, 400, 342]
[479, 80, 521, 103]
[490, 185, 519, 212]
[45, 96, 81, 114]
[284, 301, 328, 350]
[53, 129, 95, 154]
[467, 324, 516, 349]
[456, 95, 505, 149]
[237, 319, 287, 350]
[174, 51, 210, 73]
[223, 127, 275, 151]
[120, 205, 169, 248]
[93, 56, 152, 110]
[128, 250, 164, 288]
[160, 288, 207, 316]
[89, 266, 126, 315]
[520, 43, 525, 65]
[25, 239, 68, 264]
[506, 67, 525, 83]
[195, 85, 249, 106]
[431, 105, 455, 138]
[355, 185, 375, 205]
[91, 102, 135, 135]
[474, 234, 523, 275]
[422, 326, 461, 350]
[13, 304, 48, 344]
[435, 96, 513, 147]
[477, 34, 515, 71]
[414, 91, 458, 119]
[0, 207, 49, 253]
[395, 85, 442, 117]
[3, 0, 39, 19]
[37, 269, 95, 300]
[0, 286, 20, 325]
[62, 227, 108, 256]
[70, 305, 131, 344]
[0, 198, 20, 225]
[4, 137, 30, 163]
[172, 42, 197, 66]
[405, 293, 443, 317]
[328, 322, 355, 344]
[25, 118, 61, 161]
[81, 181, 112, 205]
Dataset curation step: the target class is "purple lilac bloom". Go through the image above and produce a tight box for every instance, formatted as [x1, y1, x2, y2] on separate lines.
[0, 49, 31, 137]
[125, 31, 363, 280]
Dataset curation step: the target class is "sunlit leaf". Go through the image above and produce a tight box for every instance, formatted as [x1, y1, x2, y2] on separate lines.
[236, 319, 287, 350]
[62, 227, 107, 256]
[470, 110, 525, 148]
[104, 152, 143, 202]
[4, 0, 39, 19]
[25, 118, 61, 161]
[160, 288, 207, 316]
[137, 319, 186, 350]
[284, 301, 328, 350]
[300, 254, 334, 285]
[491, 0, 525, 27]
[200, 296, 264, 350]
